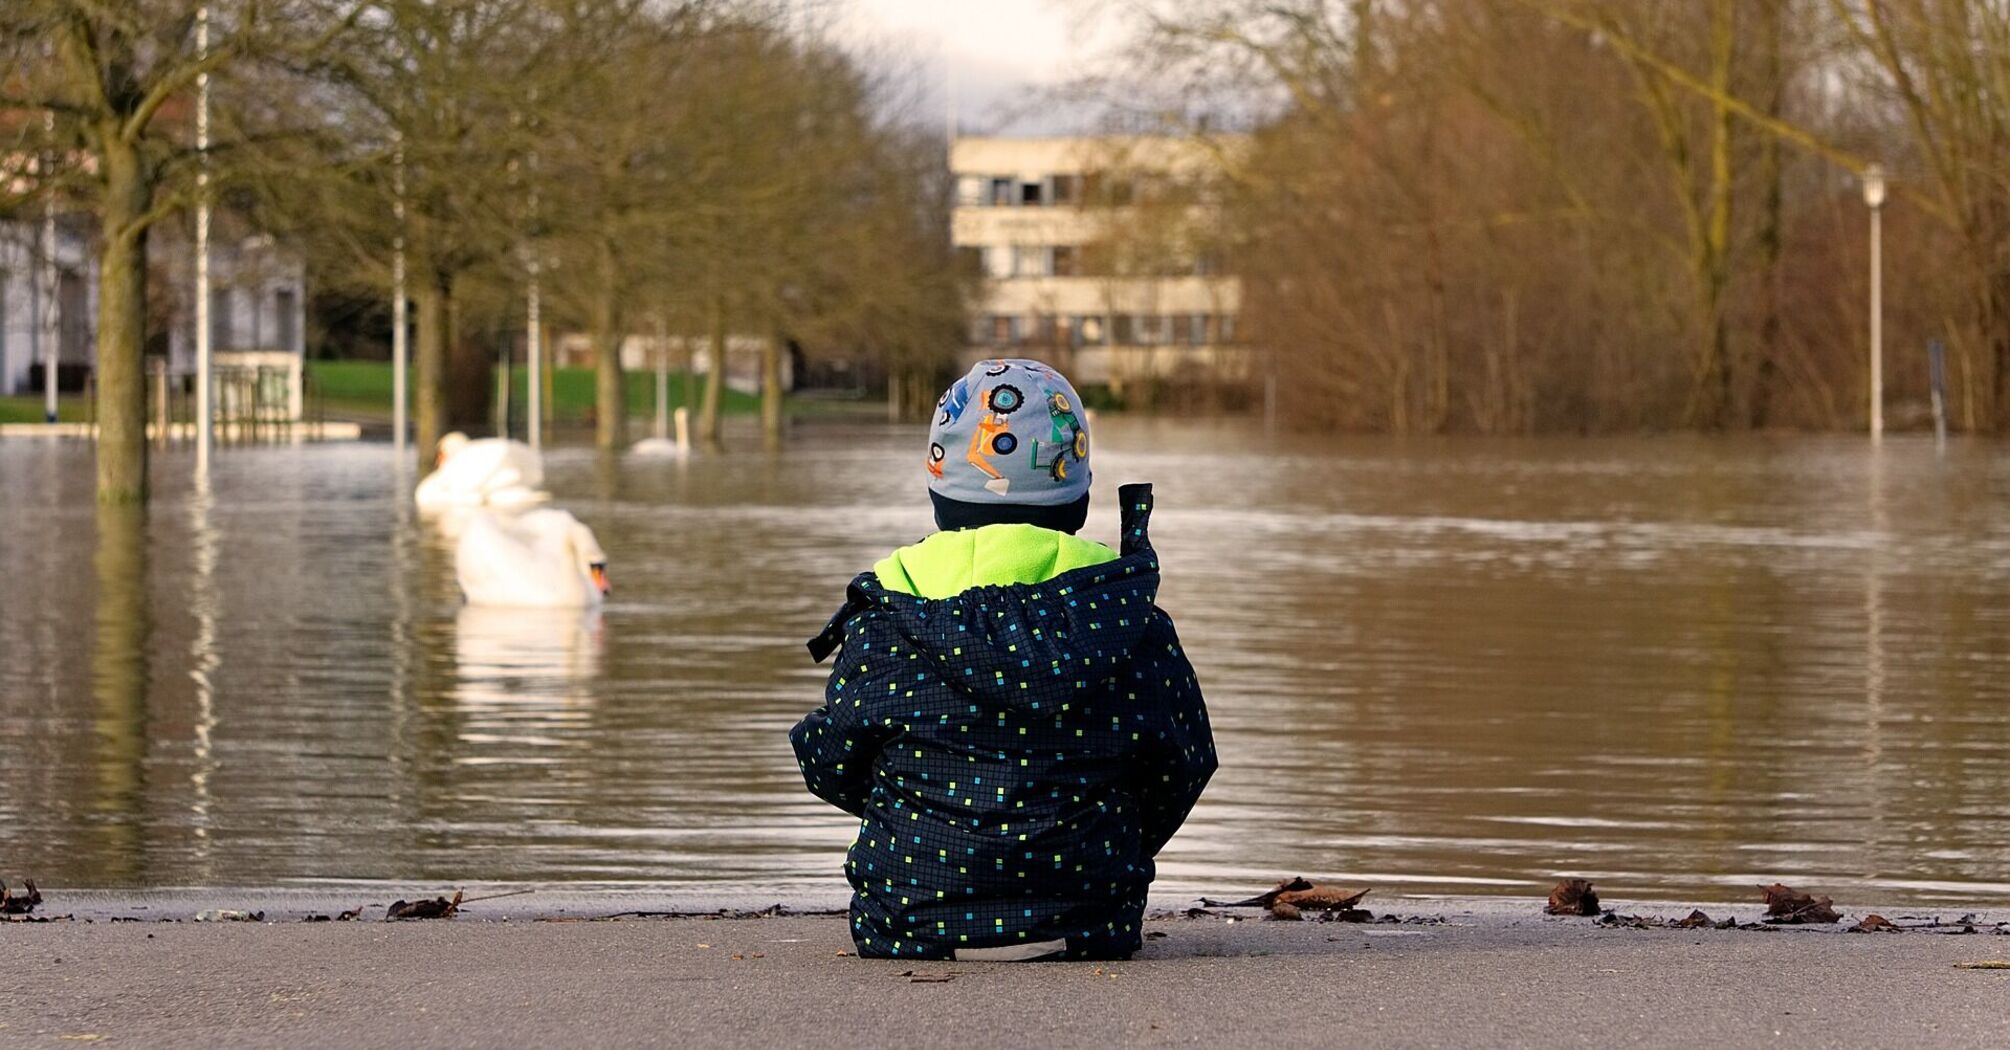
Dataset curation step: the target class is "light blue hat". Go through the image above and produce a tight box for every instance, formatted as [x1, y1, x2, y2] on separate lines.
[927, 359, 1092, 516]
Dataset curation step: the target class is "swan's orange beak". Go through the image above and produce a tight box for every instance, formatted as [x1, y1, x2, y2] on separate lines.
[590, 563, 611, 597]
[434, 448, 448, 468]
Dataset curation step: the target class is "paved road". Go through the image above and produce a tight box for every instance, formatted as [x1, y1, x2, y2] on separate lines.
[6, 903, 2009, 1048]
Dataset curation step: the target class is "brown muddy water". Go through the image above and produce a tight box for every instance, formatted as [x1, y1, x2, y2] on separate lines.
[1, 420, 2006, 905]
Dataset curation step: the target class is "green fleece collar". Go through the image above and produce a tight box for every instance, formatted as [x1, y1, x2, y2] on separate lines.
[873, 524, 1119, 599]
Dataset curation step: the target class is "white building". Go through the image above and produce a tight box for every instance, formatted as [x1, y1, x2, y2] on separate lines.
[950, 135, 1247, 389]
[0, 218, 95, 399]
[0, 220, 307, 418]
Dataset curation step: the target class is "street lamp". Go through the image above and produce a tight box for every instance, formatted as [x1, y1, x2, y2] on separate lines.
[1862, 163, 1887, 442]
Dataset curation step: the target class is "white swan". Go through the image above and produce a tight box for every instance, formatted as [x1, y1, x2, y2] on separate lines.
[630, 406, 691, 459]
[455, 508, 610, 608]
[415, 431, 549, 511]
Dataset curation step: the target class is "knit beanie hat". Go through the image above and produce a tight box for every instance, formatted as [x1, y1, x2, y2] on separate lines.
[926, 359, 1092, 533]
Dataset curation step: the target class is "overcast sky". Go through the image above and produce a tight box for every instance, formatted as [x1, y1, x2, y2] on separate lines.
[839, 0, 1117, 135]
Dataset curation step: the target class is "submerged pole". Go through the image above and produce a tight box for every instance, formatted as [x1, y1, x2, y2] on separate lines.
[527, 268, 542, 450]
[654, 318, 670, 441]
[1927, 338, 1948, 452]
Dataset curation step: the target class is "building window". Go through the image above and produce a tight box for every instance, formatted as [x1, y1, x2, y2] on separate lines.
[1051, 245, 1078, 277]
[1071, 315, 1106, 347]
[1031, 313, 1059, 347]
[1020, 181, 1044, 207]
[210, 288, 233, 352]
[988, 178, 1015, 207]
[1011, 246, 1048, 277]
[1111, 314, 1134, 346]
[276, 288, 298, 353]
[1171, 314, 1194, 345]
[1219, 314, 1239, 344]
[1050, 175, 1078, 206]
[989, 314, 1016, 346]
[58, 271, 87, 362]
[1135, 314, 1167, 345]
[984, 246, 1011, 278]
[956, 176, 987, 207]
[969, 315, 991, 345]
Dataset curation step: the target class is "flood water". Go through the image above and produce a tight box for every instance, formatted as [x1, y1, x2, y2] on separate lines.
[2, 421, 2007, 906]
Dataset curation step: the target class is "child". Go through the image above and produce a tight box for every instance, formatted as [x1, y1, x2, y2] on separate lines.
[792, 359, 1217, 961]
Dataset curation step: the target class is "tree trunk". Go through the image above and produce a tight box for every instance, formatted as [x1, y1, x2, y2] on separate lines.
[1748, 0, 1784, 428]
[415, 276, 449, 471]
[592, 245, 627, 450]
[698, 296, 726, 448]
[94, 138, 152, 505]
[761, 332, 784, 450]
[443, 293, 490, 432]
[1690, 0, 1737, 430]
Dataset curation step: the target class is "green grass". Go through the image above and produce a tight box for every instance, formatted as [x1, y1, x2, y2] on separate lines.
[0, 395, 88, 424]
[307, 359, 763, 424]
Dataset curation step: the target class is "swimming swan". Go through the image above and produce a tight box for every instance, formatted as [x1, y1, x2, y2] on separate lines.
[416, 432, 549, 511]
[455, 508, 611, 608]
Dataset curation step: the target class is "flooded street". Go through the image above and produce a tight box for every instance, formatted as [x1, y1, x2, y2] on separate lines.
[2, 421, 2007, 904]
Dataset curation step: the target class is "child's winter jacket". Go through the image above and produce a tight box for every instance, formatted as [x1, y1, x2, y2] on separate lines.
[792, 485, 1216, 960]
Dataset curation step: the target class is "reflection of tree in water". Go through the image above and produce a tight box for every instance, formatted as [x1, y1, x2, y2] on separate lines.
[90, 504, 150, 883]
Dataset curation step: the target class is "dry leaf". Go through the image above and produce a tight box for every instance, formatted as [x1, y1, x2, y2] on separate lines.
[386, 890, 462, 921]
[1267, 901, 1304, 921]
[1545, 879, 1600, 916]
[1673, 910, 1716, 929]
[1275, 886, 1370, 912]
[1953, 961, 2010, 970]
[1759, 884, 1841, 924]
[0, 880, 42, 916]
[1213, 877, 1315, 909]
[1851, 914, 1901, 933]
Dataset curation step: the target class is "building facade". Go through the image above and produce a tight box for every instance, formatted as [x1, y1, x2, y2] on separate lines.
[0, 218, 95, 398]
[0, 220, 307, 418]
[950, 135, 1246, 389]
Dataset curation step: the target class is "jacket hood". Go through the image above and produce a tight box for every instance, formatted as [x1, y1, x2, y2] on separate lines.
[810, 484, 1163, 710]
[872, 524, 1117, 600]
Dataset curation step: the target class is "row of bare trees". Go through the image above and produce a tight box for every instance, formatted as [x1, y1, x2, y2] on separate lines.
[3, 0, 971, 504]
[1094, 0, 2010, 434]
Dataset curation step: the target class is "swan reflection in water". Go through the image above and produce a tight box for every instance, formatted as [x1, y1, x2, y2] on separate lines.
[451, 605, 606, 764]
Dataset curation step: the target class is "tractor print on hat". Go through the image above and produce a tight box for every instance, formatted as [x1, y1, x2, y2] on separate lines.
[926, 360, 1091, 507]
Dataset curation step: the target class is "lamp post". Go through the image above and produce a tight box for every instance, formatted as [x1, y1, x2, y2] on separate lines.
[392, 132, 408, 453]
[39, 109, 58, 424]
[195, 4, 213, 469]
[1862, 163, 1886, 442]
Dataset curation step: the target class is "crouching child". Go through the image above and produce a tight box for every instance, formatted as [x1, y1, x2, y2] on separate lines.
[791, 359, 1217, 961]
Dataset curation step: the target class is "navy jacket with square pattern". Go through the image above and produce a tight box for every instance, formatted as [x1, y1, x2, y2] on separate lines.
[792, 485, 1216, 960]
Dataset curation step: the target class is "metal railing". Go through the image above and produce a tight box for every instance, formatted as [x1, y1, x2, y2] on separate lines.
[80, 361, 327, 444]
